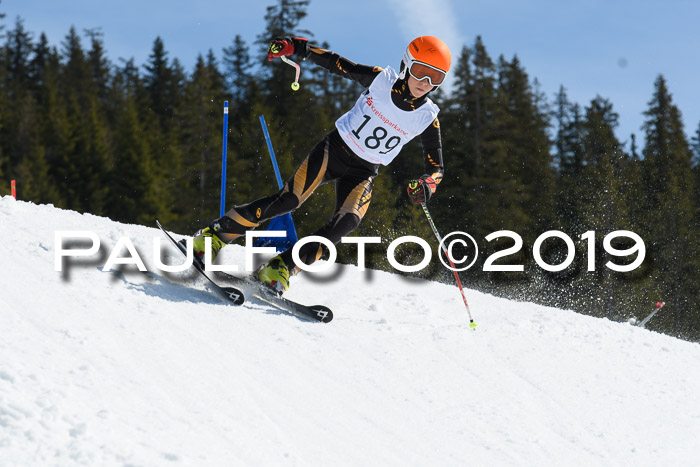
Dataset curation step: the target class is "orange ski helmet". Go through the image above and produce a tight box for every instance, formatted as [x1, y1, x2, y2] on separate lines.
[399, 36, 451, 87]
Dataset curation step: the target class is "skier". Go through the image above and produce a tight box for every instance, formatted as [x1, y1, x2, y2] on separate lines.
[191, 36, 451, 294]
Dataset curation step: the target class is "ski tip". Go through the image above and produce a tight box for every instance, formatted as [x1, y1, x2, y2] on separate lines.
[311, 305, 333, 323]
[220, 287, 245, 305]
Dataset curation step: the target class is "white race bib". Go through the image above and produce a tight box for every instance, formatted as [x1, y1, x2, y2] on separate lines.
[335, 66, 439, 166]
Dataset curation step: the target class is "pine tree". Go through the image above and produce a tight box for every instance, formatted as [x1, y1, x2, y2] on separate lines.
[437, 38, 537, 293]
[222, 35, 252, 103]
[550, 87, 597, 312]
[84, 28, 111, 103]
[579, 96, 626, 229]
[4, 17, 32, 86]
[3, 17, 34, 165]
[439, 40, 499, 240]
[496, 55, 554, 241]
[142, 37, 185, 227]
[553, 86, 586, 231]
[143, 37, 177, 122]
[107, 83, 159, 224]
[641, 75, 697, 336]
[438, 46, 471, 211]
[57, 26, 110, 213]
[31, 35, 71, 207]
[175, 53, 231, 227]
[28, 32, 50, 90]
[0, 17, 60, 202]
[256, 0, 316, 136]
[0, 18, 32, 188]
[578, 96, 632, 318]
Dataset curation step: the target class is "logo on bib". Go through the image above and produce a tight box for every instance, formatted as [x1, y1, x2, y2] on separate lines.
[366, 96, 373, 107]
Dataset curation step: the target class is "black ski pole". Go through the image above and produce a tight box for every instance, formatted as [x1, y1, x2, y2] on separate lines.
[420, 202, 477, 329]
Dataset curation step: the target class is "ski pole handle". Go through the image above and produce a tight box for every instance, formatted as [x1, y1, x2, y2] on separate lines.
[280, 56, 301, 91]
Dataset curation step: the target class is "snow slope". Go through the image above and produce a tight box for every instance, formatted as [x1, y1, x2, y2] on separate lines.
[1, 196, 699, 467]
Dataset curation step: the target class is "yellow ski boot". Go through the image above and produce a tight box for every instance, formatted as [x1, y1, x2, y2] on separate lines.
[191, 227, 227, 266]
[256, 255, 290, 295]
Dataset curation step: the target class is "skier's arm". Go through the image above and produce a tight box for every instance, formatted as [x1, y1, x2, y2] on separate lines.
[421, 118, 444, 185]
[268, 37, 380, 88]
[304, 45, 381, 88]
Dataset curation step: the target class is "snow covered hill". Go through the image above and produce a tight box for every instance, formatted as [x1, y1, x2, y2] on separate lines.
[1, 196, 699, 467]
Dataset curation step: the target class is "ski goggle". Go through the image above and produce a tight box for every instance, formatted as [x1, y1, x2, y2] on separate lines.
[407, 61, 447, 86]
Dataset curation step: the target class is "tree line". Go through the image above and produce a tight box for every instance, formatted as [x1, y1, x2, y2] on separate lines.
[1, 0, 698, 340]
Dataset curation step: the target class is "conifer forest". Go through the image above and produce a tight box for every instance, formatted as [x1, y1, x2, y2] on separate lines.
[1, 1, 699, 340]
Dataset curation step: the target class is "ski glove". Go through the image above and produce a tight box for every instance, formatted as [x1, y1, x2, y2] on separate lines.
[407, 175, 437, 204]
[267, 37, 309, 61]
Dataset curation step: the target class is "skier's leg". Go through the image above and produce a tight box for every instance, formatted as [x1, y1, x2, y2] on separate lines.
[258, 174, 375, 293]
[192, 136, 331, 260]
[282, 175, 375, 269]
[218, 135, 331, 241]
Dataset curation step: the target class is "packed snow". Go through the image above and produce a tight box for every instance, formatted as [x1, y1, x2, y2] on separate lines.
[1, 196, 699, 466]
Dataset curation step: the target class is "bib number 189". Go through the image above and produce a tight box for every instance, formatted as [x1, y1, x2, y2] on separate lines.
[352, 115, 401, 154]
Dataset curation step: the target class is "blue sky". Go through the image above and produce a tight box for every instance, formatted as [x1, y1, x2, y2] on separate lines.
[3, 0, 700, 147]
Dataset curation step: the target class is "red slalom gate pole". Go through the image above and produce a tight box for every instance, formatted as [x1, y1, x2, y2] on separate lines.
[11, 180, 16, 199]
[638, 301, 665, 328]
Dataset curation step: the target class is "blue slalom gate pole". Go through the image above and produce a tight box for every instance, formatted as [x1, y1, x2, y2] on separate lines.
[256, 115, 298, 250]
[259, 115, 284, 189]
[220, 101, 229, 217]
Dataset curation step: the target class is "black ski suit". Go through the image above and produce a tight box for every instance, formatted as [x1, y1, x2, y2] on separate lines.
[211, 45, 445, 273]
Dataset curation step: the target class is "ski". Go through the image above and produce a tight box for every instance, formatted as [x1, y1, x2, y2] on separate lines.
[217, 272, 333, 323]
[156, 220, 245, 305]
[156, 220, 332, 323]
